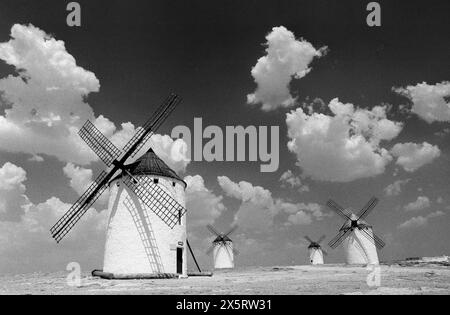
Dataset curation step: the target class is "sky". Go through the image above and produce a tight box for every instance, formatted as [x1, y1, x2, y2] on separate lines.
[0, 0, 449, 274]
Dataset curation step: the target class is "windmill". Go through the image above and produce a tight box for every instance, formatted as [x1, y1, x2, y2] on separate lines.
[304, 235, 327, 265]
[206, 225, 239, 270]
[326, 197, 386, 265]
[50, 94, 200, 279]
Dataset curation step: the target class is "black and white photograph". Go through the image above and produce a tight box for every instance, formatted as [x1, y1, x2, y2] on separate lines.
[0, 0, 449, 299]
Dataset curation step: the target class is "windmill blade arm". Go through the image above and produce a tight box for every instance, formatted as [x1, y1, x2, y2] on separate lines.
[206, 244, 215, 255]
[224, 225, 238, 238]
[373, 233, 386, 249]
[206, 224, 221, 237]
[328, 228, 352, 249]
[322, 249, 328, 256]
[79, 120, 122, 167]
[317, 235, 326, 244]
[122, 174, 186, 229]
[304, 236, 314, 244]
[122, 94, 181, 159]
[356, 197, 379, 221]
[233, 247, 240, 256]
[51, 171, 109, 243]
[359, 228, 385, 249]
[326, 199, 353, 221]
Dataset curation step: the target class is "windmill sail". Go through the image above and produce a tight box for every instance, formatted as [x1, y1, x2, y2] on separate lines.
[356, 197, 379, 221]
[328, 228, 353, 249]
[51, 171, 109, 242]
[50, 93, 185, 243]
[327, 197, 386, 256]
[358, 227, 386, 249]
[122, 94, 181, 158]
[79, 120, 122, 167]
[122, 175, 186, 229]
[326, 199, 353, 221]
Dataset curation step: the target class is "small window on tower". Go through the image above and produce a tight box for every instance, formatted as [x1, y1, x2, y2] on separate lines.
[154, 178, 159, 184]
[172, 182, 176, 187]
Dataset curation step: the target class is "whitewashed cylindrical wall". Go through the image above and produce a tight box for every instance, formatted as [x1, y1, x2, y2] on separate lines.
[213, 241, 234, 269]
[103, 175, 187, 277]
[308, 248, 324, 265]
[343, 227, 379, 265]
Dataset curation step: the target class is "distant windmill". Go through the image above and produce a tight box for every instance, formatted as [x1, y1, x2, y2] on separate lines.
[206, 225, 239, 270]
[326, 197, 386, 265]
[50, 94, 202, 279]
[304, 235, 327, 265]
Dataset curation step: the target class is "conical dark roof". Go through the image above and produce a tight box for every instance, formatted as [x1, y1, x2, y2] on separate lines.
[121, 149, 186, 188]
[213, 235, 232, 243]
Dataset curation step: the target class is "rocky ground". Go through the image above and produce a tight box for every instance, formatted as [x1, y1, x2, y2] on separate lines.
[1, 264, 449, 295]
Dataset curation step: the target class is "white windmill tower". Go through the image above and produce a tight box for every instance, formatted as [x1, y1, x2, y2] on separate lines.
[304, 235, 327, 265]
[326, 197, 386, 265]
[51, 94, 200, 279]
[206, 225, 239, 270]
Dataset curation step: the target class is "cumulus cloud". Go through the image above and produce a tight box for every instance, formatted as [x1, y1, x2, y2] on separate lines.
[286, 98, 403, 182]
[0, 24, 101, 164]
[391, 142, 441, 173]
[279, 170, 309, 193]
[218, 176, 322, 232]
[184, 175, 226, 229]
[398, 211, 445, 230]
[0, 162, 29, 222]
[63, 163, 93, 196]
[404, 196, 431, 212]
[384, 179, 411, 197]
[0, 24, 190, 170]
[394, 81, 450, 123]
[105, 120, 190, 174]
[218, 176, 275, 233]
[28, 155, 44, 163]
[282, 202, 328, 226]
[247, 26, 327, 111]
[0, 196, 108, 274]
[63, 163, 110, 206]
[0, 163, 108, 273]
[435, 128, 450, 137]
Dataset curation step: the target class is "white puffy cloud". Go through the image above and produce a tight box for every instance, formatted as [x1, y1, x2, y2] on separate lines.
[286, 98, 403, 182]
[63, 163, 110, 206]
[391, 142, 441, 173]
[404, 196, 431, 212]
[218, 176, 279, 233]
[107, 121, 190, 174]
[384, 179, 411, 197]
[0, 196, 108, 274]
[218, 176, 273, 206]
[435, 128, 450, 137]
[0, 164, 108, 273]
[279, 170, 309, 193]
[28, 155, 44, 163]
[0, 162, 27, 190]
[145, 135, 190, 174]
[398, 211, 445, 230]
[394, 81, 450, 123]
[184, 175, 226, 229]
[0, 24, 101, 164]
[247, 26, 327, 111]
[63, 163, 93, 196]
[282, 201, 328, 226]
[0, 162, 29, 222]
[218, 176, 323, 232]
[0, 24, 190, 171]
